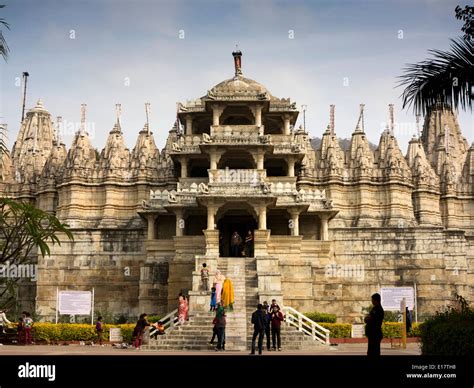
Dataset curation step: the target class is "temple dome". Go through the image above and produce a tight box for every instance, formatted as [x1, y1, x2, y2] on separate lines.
[209, 74, 272, 98]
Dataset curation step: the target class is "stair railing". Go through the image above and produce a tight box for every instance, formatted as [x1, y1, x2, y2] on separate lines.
[281, 305, 330, 345]
[149, 308, 178, 338]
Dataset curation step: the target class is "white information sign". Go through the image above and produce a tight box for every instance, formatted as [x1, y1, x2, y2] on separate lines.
[109, 328, 123, 343]
[380, 287, 415, 311]
[58, 291, 92, 315]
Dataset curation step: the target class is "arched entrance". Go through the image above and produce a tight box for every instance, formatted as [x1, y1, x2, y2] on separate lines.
[216, 202, 257, 257]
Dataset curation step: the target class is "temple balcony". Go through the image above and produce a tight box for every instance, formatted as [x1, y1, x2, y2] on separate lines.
[169, 135, 203, 155]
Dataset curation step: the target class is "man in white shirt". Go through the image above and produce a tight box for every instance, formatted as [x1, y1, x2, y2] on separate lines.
[0, 309, 12, 336]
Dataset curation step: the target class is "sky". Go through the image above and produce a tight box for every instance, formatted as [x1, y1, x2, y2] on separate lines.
[0, 0, 472, 153]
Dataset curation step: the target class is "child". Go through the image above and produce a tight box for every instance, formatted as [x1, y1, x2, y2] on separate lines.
[23, 312, 33, 345]
[156, 321, 165, 335]
[210, 287, 217, 312]
[95, 316, 104, 346]
[201, 263, 210, 291]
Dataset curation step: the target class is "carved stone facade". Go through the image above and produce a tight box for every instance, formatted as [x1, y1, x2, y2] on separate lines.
[0, 53, 473, 322]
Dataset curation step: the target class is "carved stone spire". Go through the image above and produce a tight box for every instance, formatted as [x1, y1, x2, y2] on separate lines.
[421, 104, 468, 176]
[11, 99, 55, 182]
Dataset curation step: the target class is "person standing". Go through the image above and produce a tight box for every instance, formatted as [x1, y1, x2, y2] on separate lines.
[262, 301, 271, 351]
[214, 304, 226, 351]
[201, 263, 210, 291]
[132, 313, 150, 350]
[213, 271, 225, 304]
[178, 293, 189, 324]
[221, 278, 235, 310]
[364, 293, 385, 356]
[270, 306, 284, 351]
[244, 230, 254, 257]
[230, 231, 242, 257]
[210, 287, 217, 312]
[250, 304, 267, 355]
[23, 313, 33, 345]
[95, 316, 104, 346]
[0, 309, 12, 338]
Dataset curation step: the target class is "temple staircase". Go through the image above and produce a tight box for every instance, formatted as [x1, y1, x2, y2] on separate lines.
[145, 257, 330, 352]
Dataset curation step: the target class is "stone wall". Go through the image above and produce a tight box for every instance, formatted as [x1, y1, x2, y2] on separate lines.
[35, 228, 146, 321]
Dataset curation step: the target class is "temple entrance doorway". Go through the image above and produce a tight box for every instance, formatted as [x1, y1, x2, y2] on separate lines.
[216, 204, 257, 257]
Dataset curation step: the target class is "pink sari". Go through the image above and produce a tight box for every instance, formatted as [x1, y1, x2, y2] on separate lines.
[178, 296, 187, 323]
[214, 272, 225, 304]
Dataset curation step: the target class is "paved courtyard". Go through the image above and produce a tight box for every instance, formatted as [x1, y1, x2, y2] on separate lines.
[0, 343, 421, 356]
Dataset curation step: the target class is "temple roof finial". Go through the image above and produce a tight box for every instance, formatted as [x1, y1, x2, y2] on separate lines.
[232, 47, 243, 76]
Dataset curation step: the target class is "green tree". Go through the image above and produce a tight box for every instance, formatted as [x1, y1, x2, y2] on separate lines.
[398, 6, 473, 116]
[0, 197, 74, 309]
[0, 5, 9, 61]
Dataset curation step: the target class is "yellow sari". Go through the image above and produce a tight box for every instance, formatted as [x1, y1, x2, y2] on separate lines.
[221, 278, 235, 309]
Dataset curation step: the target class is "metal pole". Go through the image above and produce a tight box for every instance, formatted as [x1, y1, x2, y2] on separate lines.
[91, 288, 95, 325]
[21, 72, 29, 123]
[55, 287, 59, 324]
[414, 283, 418, 323]
[401, 298, 407, 349]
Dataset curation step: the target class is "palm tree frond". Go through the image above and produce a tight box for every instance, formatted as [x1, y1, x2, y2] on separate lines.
[398, 37, 474, 115]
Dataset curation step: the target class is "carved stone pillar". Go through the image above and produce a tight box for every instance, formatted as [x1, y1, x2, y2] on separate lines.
[212, 104, 224, 126]
[185, 115, 193, 136]
[207, 205, 216, 230]
[320, 214, 329, 241]
[146, 214, 156, 240]
[288, 157, 295, 177]
[289, 209, 300, 236]
[175, 208, 184, 237]
[180, 157, 187, 178]
[256, 149, 264, 170]
[258, 206, 267, 230]
[203, 229, 219, 256]
[252, 105, 262, 127]
[283, 114, 291, 135]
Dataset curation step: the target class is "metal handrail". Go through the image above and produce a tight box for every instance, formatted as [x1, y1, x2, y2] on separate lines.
[149, 308, 178, 338]
[281, 305, 330, 345]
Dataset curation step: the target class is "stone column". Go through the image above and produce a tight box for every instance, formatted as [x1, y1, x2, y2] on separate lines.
[146, 214, 156, 240]
[207, 205, 216, 230]
[258, 206, 267, 230]
[185, 115, 193, 136]
[256, 150, 264, 170]
[212, 104, 224, 126]
[210, 150, 218, 170]
[320, 214, 329, 241]
[288, 157, 295, 177]
[255, 105, 262, 127]
[289, 210, 300, 236]
[180, 157, 187, 178]
[175, 209, 184, 237]
[283, 114, 291, 135]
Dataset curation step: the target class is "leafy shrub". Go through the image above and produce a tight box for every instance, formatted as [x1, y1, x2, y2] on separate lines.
[304, 311, 337, 323]
[33, 323, 135, 343]
[146, 315, 162, 324]
[317, 323, 352, 338]
[420, 294, 474, 356]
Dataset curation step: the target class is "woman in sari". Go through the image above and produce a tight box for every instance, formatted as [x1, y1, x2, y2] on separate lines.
[177, 293, 188, 324]
[213, 271, 225, 304]
[221, 278, 235, 310]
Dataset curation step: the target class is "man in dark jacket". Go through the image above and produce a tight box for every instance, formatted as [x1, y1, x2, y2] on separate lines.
[250, 304, 266, 355]
[270, 306, 284, 351]
[364, 293, 385, 356]
[262, 301, 271, 351]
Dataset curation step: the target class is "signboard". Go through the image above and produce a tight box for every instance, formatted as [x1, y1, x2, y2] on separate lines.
[58, 291, 92, 315]
[380, 287, 415, 311]
[109, 328, 123, 343]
